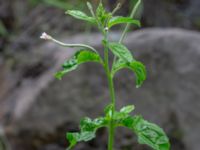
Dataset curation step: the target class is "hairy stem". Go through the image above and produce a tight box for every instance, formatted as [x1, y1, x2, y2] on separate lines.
[103, 30, 116, 150]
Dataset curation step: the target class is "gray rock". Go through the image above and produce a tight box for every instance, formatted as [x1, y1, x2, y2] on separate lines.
[142, 0, 200, 29]
[2, 29, 200, 150]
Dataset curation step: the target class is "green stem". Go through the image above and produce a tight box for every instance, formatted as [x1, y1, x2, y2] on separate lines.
[119, 0, 141, 44]
[102, 1, 142, 147]
[103, 30, 116, 150]
[103, 2, 142, 149]
[107, 74, 115, 150]
[113, 0, 141, 63]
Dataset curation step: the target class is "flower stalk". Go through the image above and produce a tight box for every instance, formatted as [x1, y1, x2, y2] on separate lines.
[40, 32, 98, 53]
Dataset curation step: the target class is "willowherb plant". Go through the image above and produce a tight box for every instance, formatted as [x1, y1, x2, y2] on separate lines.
[41, 0, 170, 150]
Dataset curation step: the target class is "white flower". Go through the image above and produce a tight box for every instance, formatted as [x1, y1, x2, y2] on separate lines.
[40, 32, 52, 40]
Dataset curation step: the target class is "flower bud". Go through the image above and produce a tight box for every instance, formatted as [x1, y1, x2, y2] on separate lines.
[40, 32, 52, 40]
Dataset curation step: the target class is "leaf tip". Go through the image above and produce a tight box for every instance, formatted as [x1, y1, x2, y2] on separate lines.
[54, 72, 63, 80]
[138, 21, 141, 27]
[65, 10, 70, 15]
[86, 1, 92, 8]
[136, 85, 141, 88]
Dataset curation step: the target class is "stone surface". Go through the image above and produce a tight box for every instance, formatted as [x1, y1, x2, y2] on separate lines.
[142, 0, 200, 29]
[1, 28, 200, 150]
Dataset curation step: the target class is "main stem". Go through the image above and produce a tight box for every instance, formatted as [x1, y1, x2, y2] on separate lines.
[103, 2, 141, 149]
[104, 31, 116, 150]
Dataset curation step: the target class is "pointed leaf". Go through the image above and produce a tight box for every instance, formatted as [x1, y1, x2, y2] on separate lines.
[66, 10, 96, 24]
[80, 117, 107, 132]
[66, 132, 78, 150]
[96, 2, 111, 26]
[55, 50, 103, 80]
[104, 104, 114, 118]
[109, 42, 133, 62]
[122, 116, 170, 150]
[66, 116, 107, 150]
[120, 105, 135, 114]
[113, 111, 129, 121]
[66, 132, 95, 150]
[108, 16, 141, 28]
[112, 59, 146, 88]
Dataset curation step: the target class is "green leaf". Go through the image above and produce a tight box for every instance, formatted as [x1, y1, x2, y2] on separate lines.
[104, 104, 114, 118]
[109, 42, 133, 62]
[108, 16, 141, 28]
[55, 50, 103, 80]
[66, 10, 96, 24]
[80, 117, 107, 132]
[113, 111, 129, 121]
[96, 2, 111, 26]
[104, 104, 131, 123]
[112, 59, 146, 88]
[66, 116, 107, 150]
[66, 132, 77, 150]
[120, 105, 135, 114]
[66, 132, 95, 150]
[122, 116, 170, 150]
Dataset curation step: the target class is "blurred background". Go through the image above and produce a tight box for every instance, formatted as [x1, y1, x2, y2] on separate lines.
[0, 0, 200, 150]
